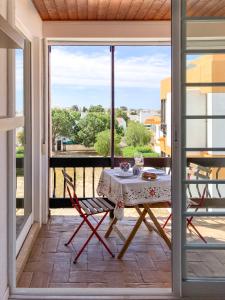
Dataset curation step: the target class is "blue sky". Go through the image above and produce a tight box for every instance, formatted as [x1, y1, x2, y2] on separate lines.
[51, 46, 171, 110]
[16, 49, 24, 114]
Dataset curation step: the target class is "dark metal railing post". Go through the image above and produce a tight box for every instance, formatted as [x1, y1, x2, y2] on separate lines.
[110, 45, 115, 169]
[63, 167, 66, 199]
[83, 167, 86, 198]
[92, 167, 95, 198]
[53, 167, 56, 198]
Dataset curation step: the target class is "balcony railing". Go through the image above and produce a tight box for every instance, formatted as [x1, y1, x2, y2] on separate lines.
[49, 157, 171, 208]
[15, 156, 225, 209]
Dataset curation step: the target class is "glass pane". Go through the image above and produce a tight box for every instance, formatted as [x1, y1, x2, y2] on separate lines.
[186, 54, 225, 83]
[16, 49, 24, 116]
[185, 250, 225, 278]
[50, 46, 111, 158]
[186, 20, 225, 50]
[186, 217, 225, 244]
[186, 1, 225, 18]
[16, 127, 25, 236]
[114, 46, 171, 158]
[186, 86, 225, 115]
[16, 126, 32, 237]
[186, 119, 225, 148]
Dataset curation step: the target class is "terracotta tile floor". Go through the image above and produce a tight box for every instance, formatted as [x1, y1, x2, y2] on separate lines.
[18, 208, 225, 288]
[18, 208, 172, 288]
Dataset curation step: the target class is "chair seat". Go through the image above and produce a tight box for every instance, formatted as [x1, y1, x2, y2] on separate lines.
[188, 198, 199, 206]
[79, 197, 115, 215]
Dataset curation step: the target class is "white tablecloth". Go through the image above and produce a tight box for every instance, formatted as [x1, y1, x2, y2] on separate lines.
[97, 169, 171, 219]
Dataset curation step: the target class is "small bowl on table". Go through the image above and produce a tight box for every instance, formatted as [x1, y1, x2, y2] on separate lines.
[119, 161, 131, 173]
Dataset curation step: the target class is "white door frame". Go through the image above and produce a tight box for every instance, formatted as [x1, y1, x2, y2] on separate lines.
[9, 1, 187, 298]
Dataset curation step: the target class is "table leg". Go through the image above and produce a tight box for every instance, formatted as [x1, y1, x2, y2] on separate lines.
[135, 206, 153, 232]
[143, 203, 171, 249]
[105, 217, 118, 238]
[117, 208, 148, 259]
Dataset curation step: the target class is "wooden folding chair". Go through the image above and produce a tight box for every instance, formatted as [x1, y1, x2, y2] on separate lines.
[62, 170, 115, 263]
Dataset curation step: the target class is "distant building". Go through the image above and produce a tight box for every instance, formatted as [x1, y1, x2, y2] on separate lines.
[128, 113, 139, 122]
[144, 116, 161, 153]
[139, 109, 160, 124]
[160, 54, 225, 158]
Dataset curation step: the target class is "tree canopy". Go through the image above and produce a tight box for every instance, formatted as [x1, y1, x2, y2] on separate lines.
[125, 121, 152, 147]
[77, 112, 110, 147]
[88, 105, 105, 113]
[94, 130, 121, 157]
[51, 108, 80, 148]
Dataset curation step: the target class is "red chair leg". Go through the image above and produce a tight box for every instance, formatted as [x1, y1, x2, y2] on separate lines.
[84, 212, 115, 258]
[65, 219, 85, 246]
[73, 212, 114, 263]
[162, 213, 172, 228]
[187, 219, 207, 243]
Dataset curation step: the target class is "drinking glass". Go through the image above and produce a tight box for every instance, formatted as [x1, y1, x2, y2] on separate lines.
[134, 152, 144, 173]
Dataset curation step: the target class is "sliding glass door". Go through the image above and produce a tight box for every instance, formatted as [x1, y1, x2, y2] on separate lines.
[178, 0, 225, 296]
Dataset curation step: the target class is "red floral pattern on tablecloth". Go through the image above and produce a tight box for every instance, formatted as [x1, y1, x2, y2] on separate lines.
[149, 187, 156, 197]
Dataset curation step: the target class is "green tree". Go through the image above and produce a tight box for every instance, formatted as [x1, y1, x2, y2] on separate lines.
[78, 112, 124, 147]
[94, 130, 121, 157]
[125, 121, 152, 147]
[17, 129, 25, 146]
[51, 108, 80, 150]
[88, 105, 105, 113]
[77, 112, 109, 147]
[71, 105, 79, 111]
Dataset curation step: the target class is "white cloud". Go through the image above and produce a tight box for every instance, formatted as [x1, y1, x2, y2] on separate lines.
[51, 48, 171, 89]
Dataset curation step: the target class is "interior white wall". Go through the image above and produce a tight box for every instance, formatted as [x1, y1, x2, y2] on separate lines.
[43, 20, 171, 40]
[15, 0, 42, 39]
[0, 2, 9, 299]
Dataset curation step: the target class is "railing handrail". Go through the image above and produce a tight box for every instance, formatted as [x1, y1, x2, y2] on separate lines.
[49, 156, 171, 168]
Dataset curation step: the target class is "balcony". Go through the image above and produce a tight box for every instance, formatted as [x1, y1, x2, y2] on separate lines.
[16, 156, 225, 288]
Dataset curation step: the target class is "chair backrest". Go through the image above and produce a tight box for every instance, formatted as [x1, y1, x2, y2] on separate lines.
[187, 163, 212, 206]
[62, 170, 83, 215]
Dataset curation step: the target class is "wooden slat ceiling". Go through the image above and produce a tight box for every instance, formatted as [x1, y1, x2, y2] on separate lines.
[32, 0, 225, 21]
